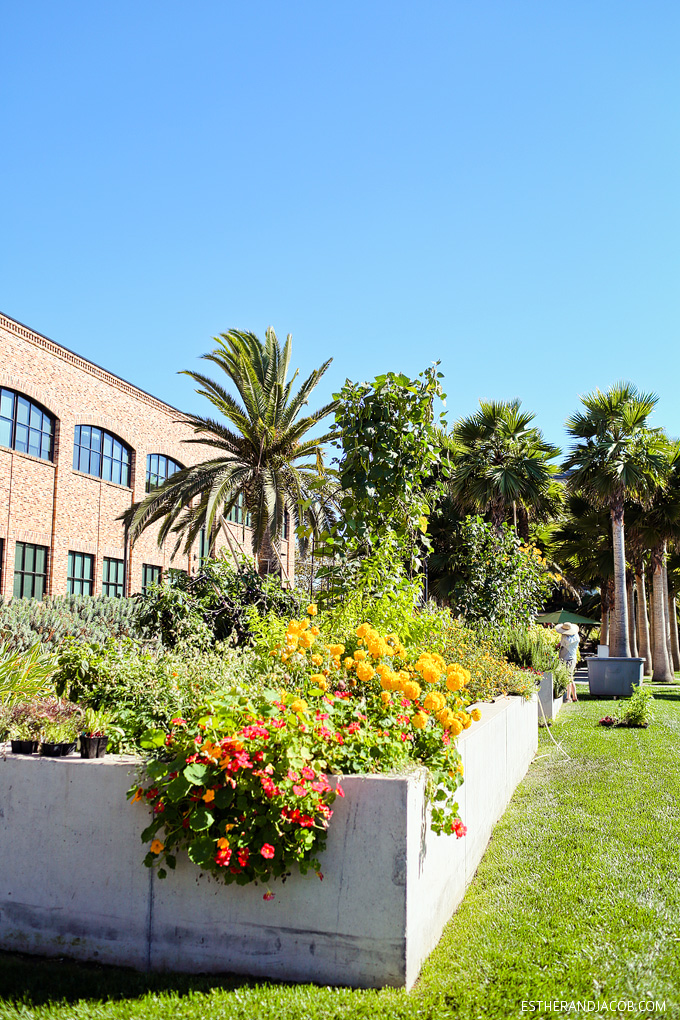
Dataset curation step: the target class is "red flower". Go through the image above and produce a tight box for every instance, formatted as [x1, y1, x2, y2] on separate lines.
[301, 766, 316, 780]
[146, 788, 159, 800]
[260, 844, 275, 859]
[292, 784, 306, 797]
[170, 717, 186, 726]
[347, 722, 360, 734]
[452, 818, 467, 839]
[215, 847, 232, 867]
[237, 848, 250, 867]
[335, 784, 345, 798]
[263, 891, 275, 901]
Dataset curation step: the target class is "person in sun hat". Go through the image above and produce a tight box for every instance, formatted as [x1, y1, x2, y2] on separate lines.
[555, 622, 580, 702]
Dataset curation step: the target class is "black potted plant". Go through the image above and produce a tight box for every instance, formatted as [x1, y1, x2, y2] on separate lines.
[40, 718, 79, 757]
[79, 707, 111, 759]
[10, 719, 41, 755]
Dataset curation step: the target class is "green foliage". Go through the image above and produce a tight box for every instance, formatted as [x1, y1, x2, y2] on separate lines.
[432, 516, 554, 627]
[137, 557, 303, 649]
[623, 685, 654, 727]
[316, 366, 446, 595]
[54, 639, 259, 751]
[2, 696, 83, 741]
[0, 642, 57, 704]
[0, 594, 146, 654]
[486, 624, 570, 695]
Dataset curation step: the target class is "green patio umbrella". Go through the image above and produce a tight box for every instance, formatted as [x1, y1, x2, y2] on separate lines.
[535, 610, 600, 626]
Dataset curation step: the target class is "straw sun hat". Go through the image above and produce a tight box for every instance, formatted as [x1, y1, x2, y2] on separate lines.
[555, 622, 579, 636]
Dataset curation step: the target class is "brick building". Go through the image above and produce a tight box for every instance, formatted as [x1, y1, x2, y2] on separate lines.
[0, 312, 294, 599]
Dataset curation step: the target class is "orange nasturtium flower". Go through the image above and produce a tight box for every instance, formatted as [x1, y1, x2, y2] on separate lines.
[131, 788, 144, 803]
[202, 789, 216, 803]
[150, 839, 164, 855]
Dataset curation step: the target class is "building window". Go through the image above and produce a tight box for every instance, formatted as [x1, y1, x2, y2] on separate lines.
[102, 557, 124, 597]
[283, 511, 289, 540]
[146, 454, 182, 492]
[73, 426, 131, 487]
[142, 564, 162, 593]
[67, 551, 94, 596]
[225, 492, 251, 526]
[0, 388, 55, 461]
[13, 542, 48, 599]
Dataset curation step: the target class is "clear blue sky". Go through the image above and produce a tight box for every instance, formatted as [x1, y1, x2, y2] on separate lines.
[2, 1, 679, 452]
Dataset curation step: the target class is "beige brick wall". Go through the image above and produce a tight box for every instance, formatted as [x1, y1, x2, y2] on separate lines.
[0, 313, 294, 598]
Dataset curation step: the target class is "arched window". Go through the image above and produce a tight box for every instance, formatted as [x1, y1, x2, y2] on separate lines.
[73, 426, 131, 487]
[0, 388, 55, 461]
[146, 454, 183, 492]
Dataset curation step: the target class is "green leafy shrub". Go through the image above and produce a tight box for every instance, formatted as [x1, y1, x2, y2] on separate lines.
[2, 696, 83, 741]
[137, 558, 303, 649]
[0, 595, 146, 654]
[54, 639, 259, 751]
[623, 686, 654, 727]
[486, 624, 571, 697]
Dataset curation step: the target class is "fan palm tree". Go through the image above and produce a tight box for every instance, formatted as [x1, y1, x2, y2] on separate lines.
[564, 383, 670, 658]
[449, 400, 560, 536]
[551, 494, 615, 643]
[124, 328, 339, 576]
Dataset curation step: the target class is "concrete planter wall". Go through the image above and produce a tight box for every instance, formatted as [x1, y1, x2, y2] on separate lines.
[0, 694, 537, 990]
[538, 671, 563, 723]
[587, 656, 644, 697]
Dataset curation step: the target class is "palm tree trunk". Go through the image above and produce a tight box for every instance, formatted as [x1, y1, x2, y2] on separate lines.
[634, 563, 652, 675]
[670, 586, 680, 673]
[627, 573, 638, 657]
[663, 558, 674, 667]
[600, 583, 610, 646]
[610, 501, 630, 657]
[257, 526, 279, 577]
[652, 543, 674, 681]
[517, 504, 530, 542]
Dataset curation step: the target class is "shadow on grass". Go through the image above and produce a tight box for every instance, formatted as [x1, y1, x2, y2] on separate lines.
[0, 950, 266, 1007]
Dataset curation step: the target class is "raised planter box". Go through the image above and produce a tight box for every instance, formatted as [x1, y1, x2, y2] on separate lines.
[0, 694, 537, 990]
[538, 671, 563, 723]
[587, 656, 644, 697]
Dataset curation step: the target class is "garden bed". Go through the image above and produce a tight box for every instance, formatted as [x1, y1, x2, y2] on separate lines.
[0, 694, 536, 990]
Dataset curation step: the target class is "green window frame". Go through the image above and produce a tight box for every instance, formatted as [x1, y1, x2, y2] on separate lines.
[13, 542, 48, 599]
[102, 557, 124, 598]
[142, 564, 162, 594]
[67, 551, 94, 595]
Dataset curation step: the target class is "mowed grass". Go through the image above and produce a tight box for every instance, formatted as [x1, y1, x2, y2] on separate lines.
[1, 691, 679, 1020]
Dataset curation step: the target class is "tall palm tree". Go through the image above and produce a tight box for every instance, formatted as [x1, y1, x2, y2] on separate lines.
[124, 328, 339, 576]
[627, 446, 680, 681]
[564, 383, 670, 658]
[551, 494, 615, 643]
[450, 400, 560, 535]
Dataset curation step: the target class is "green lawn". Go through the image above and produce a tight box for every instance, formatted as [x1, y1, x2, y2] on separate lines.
[1, 691, 679, 1020]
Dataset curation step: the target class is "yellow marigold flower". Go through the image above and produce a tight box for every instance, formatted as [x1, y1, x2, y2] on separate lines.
[310, 625, 320, 636]
[203, 789, 215, 803]
[307, 604, 318, 616]
[299, 632, 314, 649]
[380, 691, 391, 706]
[150, 839, 164, 855]
[470, 708, 482, 722]
[356, 662, 375, 683]
[344, 657, 355, 670]
[311, 654, 324, 666]
[376, 663, 389, 678]
[402, 680, 422, 701]
[450, 720, 463, 736]
[356, 623, 371, 639]
[310, 673, 326, 685]
[353, 650, 367, 661]
[329, 644, 345, 657]
[398, 670, 410, 683]
[290, 699, 308, 714]
[411, 712, 428, 729]
[317, 677, 328, 691]
[423, 691, 445, 712]
[446, 674, 463, 692]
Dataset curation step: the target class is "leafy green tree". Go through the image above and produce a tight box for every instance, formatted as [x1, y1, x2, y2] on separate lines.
[430, 515, 553, 627]
[318, 367, 446, 590]
[564, 383, 669, 657]
[450, 399, 560, 537]
[124, 328, 338, 576]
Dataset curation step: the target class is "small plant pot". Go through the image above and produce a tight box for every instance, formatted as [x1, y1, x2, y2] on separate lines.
[80, 735, 108, 759]
[40, 741, 77, 758]
[10, 739, 39, 754]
